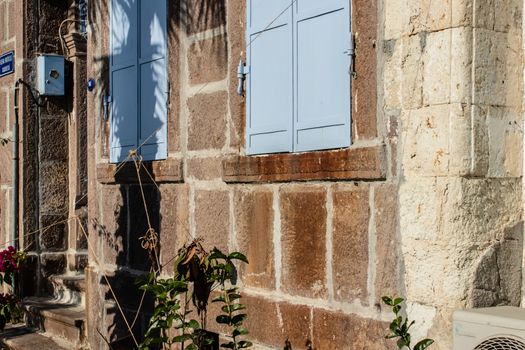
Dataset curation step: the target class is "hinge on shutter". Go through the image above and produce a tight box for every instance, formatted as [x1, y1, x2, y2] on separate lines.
[344, 33, 357, 79]
[167, 82, 171, 110]
[103, 94, 112, 121]
[237, 60, 249, 97]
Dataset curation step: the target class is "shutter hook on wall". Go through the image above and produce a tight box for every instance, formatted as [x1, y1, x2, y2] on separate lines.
[237, 60, 249, 97]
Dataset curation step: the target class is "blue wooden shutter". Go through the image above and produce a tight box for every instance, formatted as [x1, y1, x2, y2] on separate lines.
[110, 0, 139, 163]
[246, 0, 293, 155]
[293, 0, 351, 152]
[138, 0, 168, 161]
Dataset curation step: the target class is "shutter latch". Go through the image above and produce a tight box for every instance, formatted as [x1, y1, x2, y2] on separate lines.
[344, 33, 357, 79]
[103, 94, 112, 121]
[237, 60, 249, 97]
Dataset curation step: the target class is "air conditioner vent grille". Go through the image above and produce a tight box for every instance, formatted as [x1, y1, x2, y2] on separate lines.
[475, 336, 525, 350]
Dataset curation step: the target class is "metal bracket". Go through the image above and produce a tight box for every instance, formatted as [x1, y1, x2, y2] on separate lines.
[237, 60, 249, 97]
[345, 33, 357, 79]
[103, 94, 112, 121]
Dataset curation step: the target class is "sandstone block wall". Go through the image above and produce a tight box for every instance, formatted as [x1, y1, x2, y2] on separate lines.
[0, 0, 21, 249]
[85, 0, 403, 348]
[83, 0, 525, 349]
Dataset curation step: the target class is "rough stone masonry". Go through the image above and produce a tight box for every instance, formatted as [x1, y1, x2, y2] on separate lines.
[0, 0, 523, 349]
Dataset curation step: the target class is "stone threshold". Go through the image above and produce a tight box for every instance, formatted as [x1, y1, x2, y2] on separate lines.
[222, 145, 387, 183]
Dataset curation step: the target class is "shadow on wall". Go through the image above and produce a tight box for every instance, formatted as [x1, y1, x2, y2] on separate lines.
[86, 0, 226, 347]
[88, 0, 227, 160]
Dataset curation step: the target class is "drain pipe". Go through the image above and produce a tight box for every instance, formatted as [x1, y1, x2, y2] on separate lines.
[12, 80, 20, 295]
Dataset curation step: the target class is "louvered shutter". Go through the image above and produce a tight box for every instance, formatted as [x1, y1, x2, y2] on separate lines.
[294, 0, 351, 152]
[110, 0, 139, 163]
[138, 0, 168, 161]
[246, 0, 293, 155]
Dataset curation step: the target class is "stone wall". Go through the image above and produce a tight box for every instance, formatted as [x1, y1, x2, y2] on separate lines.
[84, 0, 525, 349]
[384, 0, 524, 349]
[0, 0, 22, 251]
[85, 0, 403, 348]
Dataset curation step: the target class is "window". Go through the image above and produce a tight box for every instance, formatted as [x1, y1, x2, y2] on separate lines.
[245, 0, 352, 155]
[109, 0, 168, 163]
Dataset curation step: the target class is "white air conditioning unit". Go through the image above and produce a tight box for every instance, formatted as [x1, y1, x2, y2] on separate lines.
[454, 306, 525, 349]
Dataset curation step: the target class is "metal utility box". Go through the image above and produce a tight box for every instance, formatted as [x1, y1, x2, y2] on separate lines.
[37, 54, 65, 96]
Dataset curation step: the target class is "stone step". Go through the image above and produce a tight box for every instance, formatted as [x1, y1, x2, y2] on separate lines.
[49, 274, 86, 306]
[22, 297, 86, 347]
[0, 324, 77, 350]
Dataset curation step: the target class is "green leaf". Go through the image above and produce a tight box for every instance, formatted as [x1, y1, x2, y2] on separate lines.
[393, 305, 401, 314]
[212, 294, 226, 303]
[393, 297, 404, 306]
[233, 327, 249, 337]
[209, 250, 228, 260]
[172, 334, 192, 343]
[187, 319, 201, 329]
[216, 315, 231, 324]
[228, 293, 242, 301]
[221, 342, 236, 349]
[231, 313, 247, 325]
[382, 296, 393, 306]
[414, 339, 434, 350]
[397, 338, 409, 348]
[228, 252, 249, 264]
[238, 340, 253, 348]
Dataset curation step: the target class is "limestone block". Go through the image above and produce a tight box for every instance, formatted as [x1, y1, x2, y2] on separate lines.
[401, 35, 424, 109]
[449, 103, 472, 175]
[384, 0, 408, 40]
[383, 39, 402, 109]
[471, 105, 490, 176]
[423, 30, 451, 106]
[406, 0, 452, 34]
[401, 105, 451, 176]
[487, 106, 523, 177]
[474, 0, 495, 29]
[494, 0, 522, 32]
[452, 0, 473, 27]
[450, 27, 472, 104]
[399, 177, 446, 242]
[472, 29, 522, 107]
[427, 307, 455, 350]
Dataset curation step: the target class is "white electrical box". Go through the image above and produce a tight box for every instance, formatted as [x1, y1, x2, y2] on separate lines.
[37, 54, 65, 96]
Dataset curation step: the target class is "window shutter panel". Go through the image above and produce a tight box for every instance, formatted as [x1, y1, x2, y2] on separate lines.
[293, 0, 351, 152]
[138, 0, 168, 161]
[246, 1, 293, 155]
[110, 0, 139, 163]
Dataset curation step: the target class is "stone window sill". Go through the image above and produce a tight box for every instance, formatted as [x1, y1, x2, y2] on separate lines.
[97, 158, 183, 184]
[222, 145, 386, 183]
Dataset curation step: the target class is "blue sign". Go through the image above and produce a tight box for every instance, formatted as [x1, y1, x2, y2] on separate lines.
[0, 51, 14, 78]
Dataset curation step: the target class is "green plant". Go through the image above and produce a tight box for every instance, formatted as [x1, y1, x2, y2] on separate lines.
[382, 296, 434, 350]
[139, 240, 251, 350]
[209, 250, 252, 350]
